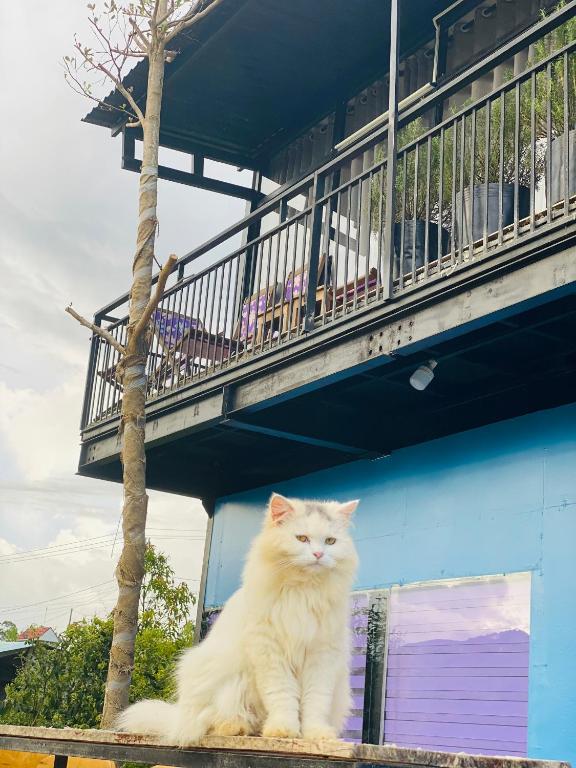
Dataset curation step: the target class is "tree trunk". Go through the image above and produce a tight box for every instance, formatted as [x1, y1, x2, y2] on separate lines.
[100, 36, 166, 729]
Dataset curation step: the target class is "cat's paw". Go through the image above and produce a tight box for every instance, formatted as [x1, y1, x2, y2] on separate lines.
[262, 719, 301, 739]
[212, 719, 253, 737]
[301, 724, 338, 741]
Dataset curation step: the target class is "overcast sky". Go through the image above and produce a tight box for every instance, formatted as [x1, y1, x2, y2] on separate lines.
[0, 2, 247, 633]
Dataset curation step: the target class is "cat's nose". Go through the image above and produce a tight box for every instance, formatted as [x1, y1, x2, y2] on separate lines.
[313, 550, 324, 560]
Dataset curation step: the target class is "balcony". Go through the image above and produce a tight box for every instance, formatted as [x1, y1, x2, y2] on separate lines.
[79, 6, 576, 497]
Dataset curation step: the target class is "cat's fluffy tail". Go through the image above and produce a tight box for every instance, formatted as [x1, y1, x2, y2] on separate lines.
[116, 699, 176, 737]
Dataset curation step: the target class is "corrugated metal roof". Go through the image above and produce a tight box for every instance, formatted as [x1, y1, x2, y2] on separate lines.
[83, 0, 449, 168]
[0, 641, 30, 658]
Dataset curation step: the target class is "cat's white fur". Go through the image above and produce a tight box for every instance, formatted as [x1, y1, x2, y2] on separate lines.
[118, 493, 359, 744]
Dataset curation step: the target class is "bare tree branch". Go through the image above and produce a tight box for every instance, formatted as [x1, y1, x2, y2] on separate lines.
[128, 16, 150, 51]
[165, 0, 225, 43]
[65, 306, 126, 355]
[132, 254, 178, 340]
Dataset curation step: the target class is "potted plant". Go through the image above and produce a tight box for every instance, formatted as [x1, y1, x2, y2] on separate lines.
[455, 82, 542, 247]
[530, 1, 576, 206]
[371, 117, 450, 277]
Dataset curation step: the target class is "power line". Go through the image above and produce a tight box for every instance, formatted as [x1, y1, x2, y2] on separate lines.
[0, 580, 115, 614]
[0, 535, 205, 566]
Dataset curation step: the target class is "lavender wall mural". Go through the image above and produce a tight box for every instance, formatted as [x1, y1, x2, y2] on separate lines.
[382, 573, 531, 756]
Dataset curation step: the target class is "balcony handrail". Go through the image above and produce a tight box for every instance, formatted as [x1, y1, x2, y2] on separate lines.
[397, 36, 576, 159]
[93, 0, 575, 321]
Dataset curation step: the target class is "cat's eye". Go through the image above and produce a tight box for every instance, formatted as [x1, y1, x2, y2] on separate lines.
[295, 535, 309, 543]
[325, 537, 337, 545]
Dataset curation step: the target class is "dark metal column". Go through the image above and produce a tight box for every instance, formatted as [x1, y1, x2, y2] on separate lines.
[193, 502, 215, 644]
[382, 0, 400, 300]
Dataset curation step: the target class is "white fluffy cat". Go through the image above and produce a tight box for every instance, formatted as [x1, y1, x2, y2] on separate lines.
[118, 493, 359, 745]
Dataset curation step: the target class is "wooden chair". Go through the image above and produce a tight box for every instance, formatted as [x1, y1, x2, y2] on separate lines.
[233, 284, 282, 348]
[334, 266, 378, 310]
[96, 309, 205, 394]
[264, 254, 333, 336]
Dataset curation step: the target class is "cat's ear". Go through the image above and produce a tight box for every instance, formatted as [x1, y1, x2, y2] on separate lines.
[339, 499, 359, 519]
[269, 493, 295, 524]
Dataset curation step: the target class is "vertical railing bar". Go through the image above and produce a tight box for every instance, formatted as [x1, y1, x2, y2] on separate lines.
[162, 290, 177, 393]
[212, 265, 225, 375]
[377, 158, 386, 296]
[271, 219, 283, 346]
[297, 212, 309, 334]
[484, 98, 491, 248]
[321, 194, 332, 324]
[400, 150, 408, 290]
[87, 335, 102, 425]
[149, 303, 162, 391]
[259, 237, 273, 354]
[546, 60, 553, 224]
[203, 265, 219, 376]
[176, 283, 191, 388]
[287, 216, 300, 341]
[513, 80, 521, 237]
[171, 278, 186, 389]
[229, 256, 242, 367]
[82, 329, 100, 428]
[382, 0, 400, 302]
[563, 50, 570, 217]
[470, 107, 476, 258]
[498, 89, 505, 246]
[200, 270, 214, 372]
[97, 333, 109, 421]
[424, 134, 431, 279]
[450, 122, 457, 266]
[343, 187, 352, 314]
[365, 171, 373, 303]
[353, 180, 362, 311]
[252, 239, 265, 354]
[437, 127, 444, 274]
[530, 71, 536, 231]
[333, 190, 343, 321]
[187, 273, 201, 380]
[458, 114, 466, 261]
[304, 173, 326, 331]
[412, 143, 419, 284]
[101, 335, 114, 420]
[190, 276, 204, 379]
[219, 260, 232, 369]
[279, 220, 291, 341]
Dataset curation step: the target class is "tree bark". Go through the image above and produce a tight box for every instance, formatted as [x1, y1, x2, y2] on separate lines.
[100, 30, 166, 729]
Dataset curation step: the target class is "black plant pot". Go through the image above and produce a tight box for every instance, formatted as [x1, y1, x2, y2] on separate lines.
[548, 129, 576, 206]
[457, 183, 530, 247]
[393, 220, 449, 277]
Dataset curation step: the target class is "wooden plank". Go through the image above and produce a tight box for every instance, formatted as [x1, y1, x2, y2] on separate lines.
[0, 726, 570, 768]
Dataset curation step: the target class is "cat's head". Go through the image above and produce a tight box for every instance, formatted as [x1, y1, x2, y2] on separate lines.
[260, 493, 359, 573]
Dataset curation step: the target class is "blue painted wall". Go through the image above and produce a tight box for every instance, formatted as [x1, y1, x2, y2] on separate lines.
[205, 403, 576, 763]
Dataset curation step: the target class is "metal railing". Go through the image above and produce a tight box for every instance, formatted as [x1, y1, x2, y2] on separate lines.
[82, 9, 576, 430]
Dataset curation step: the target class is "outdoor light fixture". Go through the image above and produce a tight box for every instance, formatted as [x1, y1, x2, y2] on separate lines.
[410, 360, 438, 391]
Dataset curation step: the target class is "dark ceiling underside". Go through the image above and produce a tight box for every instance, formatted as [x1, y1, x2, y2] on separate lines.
[84, 0, 451, 167]
[82, 294, 576, 499]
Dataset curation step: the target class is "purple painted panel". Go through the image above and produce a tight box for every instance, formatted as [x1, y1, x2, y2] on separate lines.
[385, 712, 528, 727]
[386, 739, 525, 757]
[384, 719, 526, 742]
[384, 697, 528, 718]
[388, 651, 529, 670]
[383, 574, 530, 756]
[390, 637, 529, 655]
[387, 689, 528, 701]
[386, 675, 529, 693]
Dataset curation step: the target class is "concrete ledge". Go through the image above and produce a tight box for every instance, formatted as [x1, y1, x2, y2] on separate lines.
[0, 726, 570, 768]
